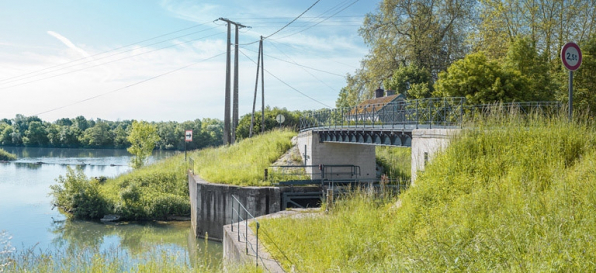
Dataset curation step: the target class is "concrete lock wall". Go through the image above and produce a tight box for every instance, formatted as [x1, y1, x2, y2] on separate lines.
[297, 130, 376, 180]
[188, 174, 281, 241]
[411, 129, 458, 184]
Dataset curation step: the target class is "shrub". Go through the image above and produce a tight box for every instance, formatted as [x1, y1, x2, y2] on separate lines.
[0, 148, 16, 161]
[50, 167, 110, 219]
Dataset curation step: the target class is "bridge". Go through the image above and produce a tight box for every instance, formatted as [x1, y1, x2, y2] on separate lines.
[294, 98, 560, 183]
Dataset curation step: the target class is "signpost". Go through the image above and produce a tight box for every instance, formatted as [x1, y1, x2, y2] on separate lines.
[185, 130, 192, 160]
[561, 42, 582, 120]
[275, 114, 285, 129]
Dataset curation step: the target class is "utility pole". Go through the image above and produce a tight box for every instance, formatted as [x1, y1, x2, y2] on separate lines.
[217, 18, 247, 145]
[260, 36, 265, 133]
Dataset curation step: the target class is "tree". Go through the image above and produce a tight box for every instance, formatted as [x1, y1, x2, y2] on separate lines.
[569, 35, 596, 114]
[503, 36, 558, 101]
[344, 0, 476, 101]
[384, 64, 433, 99]
[235, 107, 300, 139]
[127, 121, 160, 169]
[434, 52, 531, 104]
[23, 121, 48, 146]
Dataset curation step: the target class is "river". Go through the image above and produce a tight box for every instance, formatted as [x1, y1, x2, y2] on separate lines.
[0, 147, 222, 269]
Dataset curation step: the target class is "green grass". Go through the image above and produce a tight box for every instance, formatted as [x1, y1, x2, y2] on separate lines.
[258, 114, 596, 272]
[376, 146, 410, 181]
[192, 129, 296, 186]
[0, 148, 16, 161]
[51, 129, 296, 220]
[2, 246, 221, 273]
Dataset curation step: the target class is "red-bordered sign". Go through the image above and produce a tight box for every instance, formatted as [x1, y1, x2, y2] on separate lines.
[185, 130, 193, 142]
[561, 42, 582, 71]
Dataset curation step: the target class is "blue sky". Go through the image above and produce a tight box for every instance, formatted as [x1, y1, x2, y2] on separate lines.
[0, 0, 378, 122]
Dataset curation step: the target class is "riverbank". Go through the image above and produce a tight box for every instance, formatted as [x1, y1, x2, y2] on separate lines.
[0, 148, 16, 161]
[257, 115, 596, 271]
[50, 129, 297, 221]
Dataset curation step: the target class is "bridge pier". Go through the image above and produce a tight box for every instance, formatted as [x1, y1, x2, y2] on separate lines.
[297, 130, 377, 180]
[410, 129, 458, 184]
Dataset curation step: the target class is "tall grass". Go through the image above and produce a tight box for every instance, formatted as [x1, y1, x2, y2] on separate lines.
[258, 114, 596, 272]
[0, 149, 16, 161]
[192, 129, 296, 186]
[376, 146, 411, 181]
[3, 246, 221, 273]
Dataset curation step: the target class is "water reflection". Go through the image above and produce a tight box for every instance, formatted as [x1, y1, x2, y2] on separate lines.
[48, 219, 222, 266]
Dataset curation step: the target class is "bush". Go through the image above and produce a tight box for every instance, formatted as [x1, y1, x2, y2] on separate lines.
[0, 148, 16, 161]
[50, 167, 110, 219]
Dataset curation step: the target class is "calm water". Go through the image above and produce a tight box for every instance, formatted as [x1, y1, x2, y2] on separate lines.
[0, 147, 222, 268]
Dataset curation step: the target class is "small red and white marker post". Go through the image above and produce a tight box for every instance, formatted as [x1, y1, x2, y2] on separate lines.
[561, 42, 582, 120]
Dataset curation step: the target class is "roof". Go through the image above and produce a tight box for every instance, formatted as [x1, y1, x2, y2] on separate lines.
[350, 94, 404, 115]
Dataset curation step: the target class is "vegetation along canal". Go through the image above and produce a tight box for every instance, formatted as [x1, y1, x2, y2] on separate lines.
[0, 147, 222, 270]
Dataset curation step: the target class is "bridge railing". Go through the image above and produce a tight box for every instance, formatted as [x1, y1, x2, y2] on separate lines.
[300, 97, 466, 131]
[300, 98, 562, 131]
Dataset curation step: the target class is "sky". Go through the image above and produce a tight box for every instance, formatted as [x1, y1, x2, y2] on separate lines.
[0, 0, 378, 122]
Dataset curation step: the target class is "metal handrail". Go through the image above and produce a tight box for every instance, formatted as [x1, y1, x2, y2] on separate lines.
[230, 195, 267, 270]
[188, 157, 195, 174]
[299, 98, 562, 131]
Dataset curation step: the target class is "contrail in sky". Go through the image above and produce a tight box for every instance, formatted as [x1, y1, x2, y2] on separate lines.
[47, 30, 112, 82]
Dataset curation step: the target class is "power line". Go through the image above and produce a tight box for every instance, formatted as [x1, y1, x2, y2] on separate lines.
[240, 46, 345, 77]
[269, 41, 337, 92]
[34, 52, 226, 116]
[0, 31, 225, 91]
[239, 49, 332, 108]
[263, 0, 321, 39]
[274, 0, 361, 40]
[238, 0, 322, 46]
[0, 22, 212, 84]
[0, 26, 221, 88]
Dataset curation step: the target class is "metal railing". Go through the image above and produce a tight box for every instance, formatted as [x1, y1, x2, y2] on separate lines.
[300, 97, 466, 131]
[267, 164, 361, 185]
[230, 195, 266, 270]
[300, 98, 563, 131]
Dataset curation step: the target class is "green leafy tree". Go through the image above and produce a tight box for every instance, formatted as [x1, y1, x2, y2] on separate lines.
[344, 0, 475, 101]
[434, 52, 531, 104]
[503, 36, 558, 101]
[23, 121, 48, 146]
[127, 121, 160, 169]
[235, 107, 301, 140]
[569, 35, 596, 114]
[384, 64, 433, 99]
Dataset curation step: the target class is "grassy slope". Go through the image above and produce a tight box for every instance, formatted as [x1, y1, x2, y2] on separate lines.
[259, 116, 596, 272]
[92, 129, 295, 220]
[193, 129, 296, 186]
[0, 148, 16, 161]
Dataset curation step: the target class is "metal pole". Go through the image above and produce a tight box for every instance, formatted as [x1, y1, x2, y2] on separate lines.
[224, 22, 231, 145]
[256, 222, 260, 267]
[569, 70, 573, 121]
[260, 37, 265, 133]
[249, 40, 261, 138]
[232, 24, 239, 144]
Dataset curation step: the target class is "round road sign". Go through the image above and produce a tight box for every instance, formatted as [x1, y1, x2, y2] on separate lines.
[561, 42, 582, 71]
[276, 114, 285, 124]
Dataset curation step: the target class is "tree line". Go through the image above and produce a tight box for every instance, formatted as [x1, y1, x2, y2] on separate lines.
[0, 107, 304, 150]
[0, 114, 224, 150]
[339, 0, 596, 112]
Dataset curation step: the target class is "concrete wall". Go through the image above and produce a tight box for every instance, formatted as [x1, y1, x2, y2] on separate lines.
[297, 131, 376, 180]
[188, 174, 280, 241]
[411, 129, 459, 184]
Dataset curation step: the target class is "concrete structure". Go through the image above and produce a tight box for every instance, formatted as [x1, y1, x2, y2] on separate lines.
[410, 129, 458, 183]
[188, 174, 280, 241]
[297, 130, 377, 180]
[188, 173, 322, 241]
